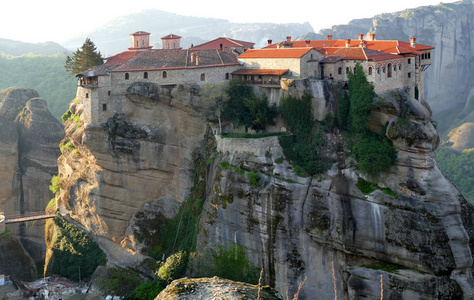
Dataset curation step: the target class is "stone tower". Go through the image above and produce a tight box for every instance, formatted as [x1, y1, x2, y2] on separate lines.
[129, 31, 153, 50]
[161, 34, 182, 49]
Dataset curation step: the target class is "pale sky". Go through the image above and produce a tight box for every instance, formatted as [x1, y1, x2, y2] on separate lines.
[1, 0, 459, 44]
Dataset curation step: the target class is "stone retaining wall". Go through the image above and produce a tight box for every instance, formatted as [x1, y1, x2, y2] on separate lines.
[215, 135, 281, 157]
[0, 215, 5, 234]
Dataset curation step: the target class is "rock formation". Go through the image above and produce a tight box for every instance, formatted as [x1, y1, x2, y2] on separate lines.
[57, 80, 473, 299]
[155, 277, 283, 300]
[0, 228, 37, 281]
[0, 87, 64, 264]
[447, 122, 474, 151]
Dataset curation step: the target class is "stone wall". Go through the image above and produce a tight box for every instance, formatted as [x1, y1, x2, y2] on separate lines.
[0, 215, 4, 234]
[215, 135, 280, 157]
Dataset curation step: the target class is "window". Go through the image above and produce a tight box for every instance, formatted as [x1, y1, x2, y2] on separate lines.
[408, 58, 411, 64]
[108, 91, 111, 96]
[377, 67, 380, 74]
[428, 52, 431, 59]
[346, 67, 349, 74]
[102, 104, 107, 111]
[353, 67, 357, 74]
[408, 72, 411, 78]
[387, 63, 392, 78]
[399, 64, 402, 71]
[200, 73, 205, 81]
[85, 93, 89, 98]
[338, 67, 342, 75]
[225, 73, 229, 80]
[144, 72, 148, 79]
[368, 67, 372, 76]
[125, 73, 129, 80]
[163, 71, 167, 78]
[382, 66, 386, 74]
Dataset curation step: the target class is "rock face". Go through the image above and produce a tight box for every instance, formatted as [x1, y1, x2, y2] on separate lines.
[195, 86, 473, 299]
[0, 229, 37, 281]
[59, 80, 473, 299]
[58, 83, 212, 267]
[447, 122, 474, 151]
[155, 277, 283, 300]
[0, 87, 64, 263]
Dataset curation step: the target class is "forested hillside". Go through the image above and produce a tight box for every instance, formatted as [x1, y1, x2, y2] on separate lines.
[0, 53, 76, 119]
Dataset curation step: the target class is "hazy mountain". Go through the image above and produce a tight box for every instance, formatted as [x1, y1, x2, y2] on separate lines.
[301, 0, 474, 137]
[0, 38, 71, 56]
[62, 10, 314, 55]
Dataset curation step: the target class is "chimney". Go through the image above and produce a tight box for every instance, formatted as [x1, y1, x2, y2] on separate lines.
[327, 35, 333, 40]
[220, 43, 223, 51]
[358, 34, 364, 40]
[368, 33, 375, 41]
[410, 37, 416, 48]
[359, 40, 366, 48]
[190, 52, 195, 63]
[345, 39, 351, 47]
[305, 40, 311, 47]
[286, 36, 292, 42]
[196, 55, 199, 65]
[267, 39, 272, 46]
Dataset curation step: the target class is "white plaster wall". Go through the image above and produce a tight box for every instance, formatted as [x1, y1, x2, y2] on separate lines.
[215, 135, 281, 157]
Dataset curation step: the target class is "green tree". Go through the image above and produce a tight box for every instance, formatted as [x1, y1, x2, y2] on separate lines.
[348, 64, 376, 133]
[221, 80, 277, 132]
[64, 38, 104, 76]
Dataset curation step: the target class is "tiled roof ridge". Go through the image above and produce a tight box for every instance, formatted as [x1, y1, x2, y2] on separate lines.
[216, 49, 225, 65]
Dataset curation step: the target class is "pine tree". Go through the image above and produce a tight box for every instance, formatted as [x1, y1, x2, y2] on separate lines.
[64, 38, 104, 76]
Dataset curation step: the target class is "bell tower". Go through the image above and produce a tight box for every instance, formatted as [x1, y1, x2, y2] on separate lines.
[129, 31, 153, 50]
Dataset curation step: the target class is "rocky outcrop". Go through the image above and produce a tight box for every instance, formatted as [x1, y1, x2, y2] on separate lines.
[447, 122, 474, 151]
[0, 87, 63, 263]
[195, 86, 473, 299]
[0, 228, 37, 281]
[58, 79, 473, 299]
[58, 83, 214, 267]
[155, 277, 283, 300]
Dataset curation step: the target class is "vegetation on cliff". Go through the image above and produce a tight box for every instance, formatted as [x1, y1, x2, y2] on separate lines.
[279, 92, 330, 176]
[338, 64, 397, 175]
[45, 214, 106, 281]
[221, 80, 278, 132]
[436, 145, 474, 204]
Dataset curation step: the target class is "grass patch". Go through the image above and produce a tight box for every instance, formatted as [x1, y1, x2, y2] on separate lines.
[362, 261, 406, 273]
[356, 177, 396, 197]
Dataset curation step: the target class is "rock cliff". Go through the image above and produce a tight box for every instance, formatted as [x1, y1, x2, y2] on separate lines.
[0, 87, 64, 263]
[0, 228, 37, 281]
[57, 80, 473, 299]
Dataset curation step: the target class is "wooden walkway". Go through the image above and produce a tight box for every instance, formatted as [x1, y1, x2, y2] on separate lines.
[4, 212, 56, 224]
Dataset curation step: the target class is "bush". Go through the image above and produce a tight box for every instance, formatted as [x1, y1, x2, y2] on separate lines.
[352, 131, 397, 176]
[49, 175, 60, 195]
[157, 251, 188, 282]
[46, 214, 107, 281]
[195, 243, 260, 284]
[61, 110, 72, 122]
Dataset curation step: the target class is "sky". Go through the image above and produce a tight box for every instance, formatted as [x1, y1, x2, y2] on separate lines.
[0, 0, 459, 44]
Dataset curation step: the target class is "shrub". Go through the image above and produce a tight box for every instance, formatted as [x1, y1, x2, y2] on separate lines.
[49, 175, 60, 195]
[157, 251, 188, 282]
[61, 110, 72, 122]
[195, 243, 260, 284]
[352, 131, 397, 176]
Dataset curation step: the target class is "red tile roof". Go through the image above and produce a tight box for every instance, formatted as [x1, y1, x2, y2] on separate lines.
[238, 48, 313, 59]
[161, 34, 181, 40]
[105, 51, 140, 66]
[266, 39, 434, 55]
[232, 69, 289, 76]
[130, 31, 150, 36]
[190, 37, 255, 50]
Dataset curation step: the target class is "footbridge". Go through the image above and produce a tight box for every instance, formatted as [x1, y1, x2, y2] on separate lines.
[1, 211, 56, 225]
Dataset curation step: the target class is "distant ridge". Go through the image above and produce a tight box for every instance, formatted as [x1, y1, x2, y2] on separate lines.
[0, 38, 71, 56]
[62, 9, 313, 55]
